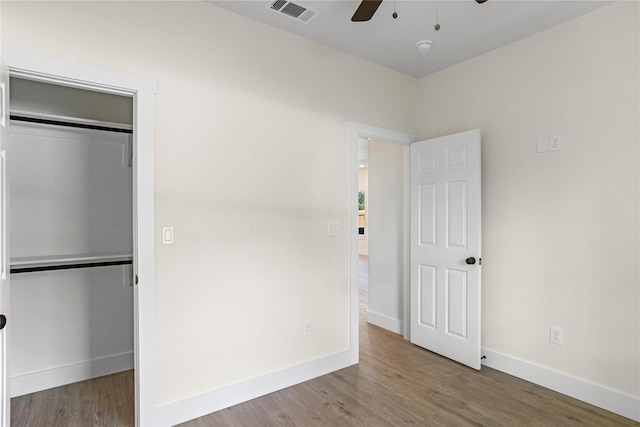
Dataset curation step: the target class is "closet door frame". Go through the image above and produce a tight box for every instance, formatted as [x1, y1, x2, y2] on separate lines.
[1, 49, 157, 427]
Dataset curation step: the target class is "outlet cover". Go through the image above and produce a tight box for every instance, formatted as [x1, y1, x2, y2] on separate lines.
[327, 222, 340, 236]
[550, 326, 563, 345]
[303, 320, 312, 337]
[550, 134, 562, 151]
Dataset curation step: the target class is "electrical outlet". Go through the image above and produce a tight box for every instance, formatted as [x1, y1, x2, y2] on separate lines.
[327, 222, 340, 236]
[550, 134, 561, 151]
[303, 320, 312, 337]
[550, 326, 563, 345]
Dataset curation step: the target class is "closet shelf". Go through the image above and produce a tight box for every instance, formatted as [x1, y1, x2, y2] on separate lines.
[10, 110, 133, 133]
[10, 253, 133, 274]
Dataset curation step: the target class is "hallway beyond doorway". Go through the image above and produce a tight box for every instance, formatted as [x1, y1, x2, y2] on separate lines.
[359, 254, 368, 308]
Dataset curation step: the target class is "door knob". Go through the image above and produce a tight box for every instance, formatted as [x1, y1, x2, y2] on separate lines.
[465, 257, 476, 265]
[0, 315, 6, 330]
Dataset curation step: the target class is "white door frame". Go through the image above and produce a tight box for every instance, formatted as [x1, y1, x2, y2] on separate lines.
[1, 49, 156, 427]
[349, 122, 418, 341]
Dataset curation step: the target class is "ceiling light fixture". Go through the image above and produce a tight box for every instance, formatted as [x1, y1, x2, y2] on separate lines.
[416, 40, 434, 53]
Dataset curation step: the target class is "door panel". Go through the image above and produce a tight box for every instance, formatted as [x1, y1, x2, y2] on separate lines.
[446, 181, 467, 249]
[418, 184, 436, 246]
[418, 264, 436, 328]
[410, 129, 481, 370]
[446, 268, 467, 339]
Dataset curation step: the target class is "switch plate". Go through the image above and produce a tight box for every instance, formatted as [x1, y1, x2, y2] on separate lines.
[162, 227, 174, 245]
[536, 137, 549, 153]
[550, 134, 562, 151]
[550, 326, 563, 345]
[328, 222, 340, 236]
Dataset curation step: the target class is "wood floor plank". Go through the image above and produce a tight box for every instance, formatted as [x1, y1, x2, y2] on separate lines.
[11, 370, 134, 427]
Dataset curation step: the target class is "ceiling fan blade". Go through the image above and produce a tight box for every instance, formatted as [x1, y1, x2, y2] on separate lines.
[351, 0, 383, 22]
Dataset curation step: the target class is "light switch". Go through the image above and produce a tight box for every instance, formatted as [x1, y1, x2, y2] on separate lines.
[536, 137, 549, 153]
[162, 227, 174, 245]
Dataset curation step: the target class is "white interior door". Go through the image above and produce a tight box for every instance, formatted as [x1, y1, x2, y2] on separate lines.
[410, 129, 481, 369]
[0, 57, 10, 426]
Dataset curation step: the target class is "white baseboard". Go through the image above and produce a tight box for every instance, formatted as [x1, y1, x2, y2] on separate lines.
[367, 309, 403, 335]
[11, 351, 134, 397]
[149, 348, 358, 426]
[481, 348, 640, 422]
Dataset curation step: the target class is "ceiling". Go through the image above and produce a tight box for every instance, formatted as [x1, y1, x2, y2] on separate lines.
[208, 0, 611, 79]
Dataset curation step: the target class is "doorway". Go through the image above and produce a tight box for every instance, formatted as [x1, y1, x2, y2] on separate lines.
[8, 76, 135, 419]
[1, 48, 156, 427]
[349, 123, 417, 348]
[351, 125, 482, 370]
[357, 136, 410, 336]
[357, 138, 369, 310]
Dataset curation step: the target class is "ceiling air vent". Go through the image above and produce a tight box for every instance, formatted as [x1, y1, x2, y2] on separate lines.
[267, 0, 319, 24]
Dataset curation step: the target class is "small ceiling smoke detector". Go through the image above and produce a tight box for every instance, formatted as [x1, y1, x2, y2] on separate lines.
[416, 40, 434, 53]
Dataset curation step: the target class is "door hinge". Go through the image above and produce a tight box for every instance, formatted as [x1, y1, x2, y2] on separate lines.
[135, 274, 139, 285]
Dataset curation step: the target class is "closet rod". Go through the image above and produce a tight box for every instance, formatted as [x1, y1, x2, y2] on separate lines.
[10, 114, 133, 134]
[11, 259, 132, 274]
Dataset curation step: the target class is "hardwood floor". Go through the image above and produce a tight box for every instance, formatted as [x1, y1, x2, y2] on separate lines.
[11, 370, 134, 427]
[11, 256, 638, 426]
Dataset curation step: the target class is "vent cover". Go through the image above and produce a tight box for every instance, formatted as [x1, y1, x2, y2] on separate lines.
[267, 0, 319, 23]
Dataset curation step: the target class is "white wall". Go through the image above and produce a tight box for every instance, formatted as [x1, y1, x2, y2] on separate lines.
[11, 268, 134, 396]
[0, 0, 417, 415]
[418, 0, 639, 401]
[367, 140, 405, 333]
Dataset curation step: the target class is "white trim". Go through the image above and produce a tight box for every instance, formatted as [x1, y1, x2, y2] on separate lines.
[366, 310, 404, 335]
[2, 49, 156, 427]
[349, 122, 419, 146]
[482, 348, 640, 422]
[147, 349, 355, 426]
[5, 52, 155, 96]
[11, 352, 134, 398]
[349, 122, 418, 342]
[402, 145, 411, 341]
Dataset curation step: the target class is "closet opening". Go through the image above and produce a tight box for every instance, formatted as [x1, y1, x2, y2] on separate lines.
[7, 76, 136, 419]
